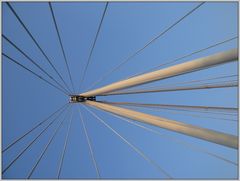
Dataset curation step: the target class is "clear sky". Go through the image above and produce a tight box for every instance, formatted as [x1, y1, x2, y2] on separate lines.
[2, 1, 238, 179]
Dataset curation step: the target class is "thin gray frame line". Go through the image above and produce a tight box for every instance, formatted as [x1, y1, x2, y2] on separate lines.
[27, 105, 71, 179]
[77, 106, 101, 178]
[49, 2, 75, 94]
[2, 34, 71, 94]
[83, 105, 172, 179]
[85, 2, 205, 91]
[57, 105, 74, 179]
[108, 113, 237, 166]
[2, 103, 70, 175]
[79, 2, 109, 92]
[5, 2, 72, 94]
[2, 103, 68, 153]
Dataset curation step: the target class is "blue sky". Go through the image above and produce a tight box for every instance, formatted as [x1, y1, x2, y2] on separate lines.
[2, 1, 238, 179]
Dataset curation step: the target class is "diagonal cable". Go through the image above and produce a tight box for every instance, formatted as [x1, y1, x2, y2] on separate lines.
[3, 34, 71, 94]
[79, 2, 109, 92]
[49, 2, 75, 93]
[27, 105, 71, 179]
[113, 74, 238, 93]
[2, 103, 68, 153]
[109, 113, 237, 166]
[57, 105, 74, 179]
[3, 53, 68, 95]
[126, 36, 238, 79]
[86, 2, 205, 91]
[138, 105, 238, 118]
[2, 104, 70, 175]
[101, 81, 238, 96]
[143, 74, 238, 90]
[83, 105, 172, 179]
[6, 2, 71, 94]
[77, 106, 101, 178]
[101, 101, 238, 113]
[123, 105, 238, 122]
[104, 101, 237, 116]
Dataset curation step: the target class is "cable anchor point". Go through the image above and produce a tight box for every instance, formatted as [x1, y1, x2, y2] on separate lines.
[69, 95, 96, 103]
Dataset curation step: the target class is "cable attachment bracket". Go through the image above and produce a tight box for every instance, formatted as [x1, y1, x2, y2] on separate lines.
[69, 95, 96, 103]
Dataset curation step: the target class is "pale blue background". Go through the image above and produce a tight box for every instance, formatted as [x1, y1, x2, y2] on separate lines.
[2, 1, 238, 179]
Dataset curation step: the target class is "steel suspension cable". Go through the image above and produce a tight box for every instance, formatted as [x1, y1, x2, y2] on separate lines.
[3, 34, 71, 94]
[108, 113, 237, 166]
[150, 106, 236, 116]
[101, 101, 237, 116]
[139, 106, 238, 117]
[6, 2, 72, 93]
[79, 2, 109, 92]
[86, 2, 205, 91]
[27, 105, 71, 179]
[101, 102, 238, 114]
[125, 105, 237, 122]
[153, 75, 238, 89]
[101, 81, 237, 96]
[121, 74, 238, 92]
[2, 104, 70, 175]
[57, 106, 74, 179]
[2, 103, 68, 153]
[77, 106, 101, 178]
[49, 2, 75, 93]
[109, 78, 238, 92]
[83, 105, 172, 179]
[3, 53, 68, 95]
[125, 36, 238, 79]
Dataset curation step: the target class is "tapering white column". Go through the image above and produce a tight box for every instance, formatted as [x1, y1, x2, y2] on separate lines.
[84, 100, 238, 149]
[80, 49, 238, 97]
